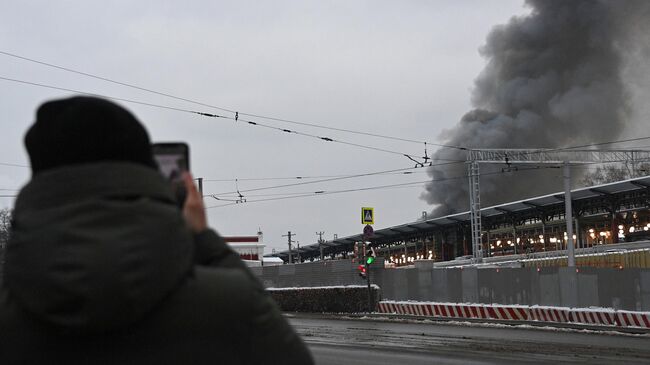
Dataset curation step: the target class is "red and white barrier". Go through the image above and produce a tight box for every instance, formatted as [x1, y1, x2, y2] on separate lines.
[530, 306, 570, 323]
[570, 308, 617, 326]
[376, 300, 650, 329]
[458, 304, 490, 319]
[486, 304, 529, 321]
[616, 310, 650, 329]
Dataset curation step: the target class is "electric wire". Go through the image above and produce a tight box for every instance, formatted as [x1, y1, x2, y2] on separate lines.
[0, 76, 465, 161]
[4, 52, 650, 155]
[0, 50, 467, 151]
[0, 162, 29, 168]
[209, 161, 464, 196]
[205, 158, 650, 208]
[0, 76, 205, 115]
[205, 165, 562, 209]
[495, 136, 650, 156]
[202, 170, 428, 182]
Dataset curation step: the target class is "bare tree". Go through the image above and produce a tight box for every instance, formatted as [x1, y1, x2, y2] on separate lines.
[0, 208, 11, 248]
[0, 208, 11, 269]
[581, 162, 650, 186]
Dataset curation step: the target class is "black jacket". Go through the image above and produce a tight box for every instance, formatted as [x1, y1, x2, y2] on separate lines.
[0, 163, 313, 364]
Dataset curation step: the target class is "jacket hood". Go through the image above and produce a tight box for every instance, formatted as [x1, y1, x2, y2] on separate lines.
[4, 162, 193, 333]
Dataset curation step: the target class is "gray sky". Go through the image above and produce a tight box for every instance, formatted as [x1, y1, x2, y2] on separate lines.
[0, 0, 527, 253]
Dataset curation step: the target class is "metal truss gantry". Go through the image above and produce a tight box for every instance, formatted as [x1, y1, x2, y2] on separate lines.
[467, 149, 650, 265]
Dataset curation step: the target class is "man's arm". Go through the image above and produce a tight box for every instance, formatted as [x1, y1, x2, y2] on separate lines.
[181, 172, 248, 269]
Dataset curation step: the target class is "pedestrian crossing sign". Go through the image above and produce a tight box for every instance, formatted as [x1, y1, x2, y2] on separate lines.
[361, 207, 374, 225]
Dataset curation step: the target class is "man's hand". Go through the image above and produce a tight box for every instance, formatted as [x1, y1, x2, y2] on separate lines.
[182, 172, 207, 233]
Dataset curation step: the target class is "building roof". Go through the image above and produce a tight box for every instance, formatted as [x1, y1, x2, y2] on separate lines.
[223, 236, 259, 243]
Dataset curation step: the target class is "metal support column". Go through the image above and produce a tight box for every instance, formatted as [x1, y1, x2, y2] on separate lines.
[468, 160, 483, 261]
[563, 162, 576, 267]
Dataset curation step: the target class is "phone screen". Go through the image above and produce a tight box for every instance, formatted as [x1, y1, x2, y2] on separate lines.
[152, 143, 189, 204]
[152, 143, 189, 181]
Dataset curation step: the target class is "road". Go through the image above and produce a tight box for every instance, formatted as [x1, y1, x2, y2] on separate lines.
[288, 314, 650, 364]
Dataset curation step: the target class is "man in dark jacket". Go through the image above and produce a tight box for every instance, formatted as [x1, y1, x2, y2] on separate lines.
[0, 96, 313, 364]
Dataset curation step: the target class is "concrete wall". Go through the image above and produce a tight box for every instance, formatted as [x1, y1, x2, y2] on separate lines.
[251, 260, 650, 311]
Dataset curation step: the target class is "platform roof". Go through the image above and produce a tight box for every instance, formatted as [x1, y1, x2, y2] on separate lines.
[268, 176, 650, 261]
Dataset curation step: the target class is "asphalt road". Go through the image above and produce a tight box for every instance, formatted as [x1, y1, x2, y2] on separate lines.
[288, 314, 650, 365]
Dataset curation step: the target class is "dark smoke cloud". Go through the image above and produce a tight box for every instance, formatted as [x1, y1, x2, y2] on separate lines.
[422, 0, 650, 217]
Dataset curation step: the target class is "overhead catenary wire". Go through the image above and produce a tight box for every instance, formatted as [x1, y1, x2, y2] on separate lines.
[492, 136, 650, 156]
[205, 165, 563, 209]
[0, 160, 630, 198]
[3, 73, 650, 164]
[0, 50, 468, 151]
[209, 161, 465, 196]
[0, 76, 466, 162]
[206, 158, 650, 209]
[202, 169, 429, 182]
[4, 51, 650, 156]
[0, 162, 29, 168]
[208, 149, 650, 197]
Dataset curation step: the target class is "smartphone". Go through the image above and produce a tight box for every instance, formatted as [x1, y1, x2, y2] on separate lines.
[152, 142, 190, 205]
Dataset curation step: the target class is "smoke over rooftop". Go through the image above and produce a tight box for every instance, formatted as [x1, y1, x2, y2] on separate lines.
[422, 0, 650, 217]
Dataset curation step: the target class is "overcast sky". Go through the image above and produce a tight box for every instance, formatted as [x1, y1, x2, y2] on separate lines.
[0, 0, 528, 254]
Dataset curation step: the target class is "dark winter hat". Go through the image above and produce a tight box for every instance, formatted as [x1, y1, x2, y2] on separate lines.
[25, 96, 157, 174]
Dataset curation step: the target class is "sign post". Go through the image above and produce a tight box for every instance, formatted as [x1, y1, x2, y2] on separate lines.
[361, 207, 375, 312]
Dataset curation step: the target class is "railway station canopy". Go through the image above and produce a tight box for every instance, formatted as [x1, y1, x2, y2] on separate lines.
[269, 176, 650, 263]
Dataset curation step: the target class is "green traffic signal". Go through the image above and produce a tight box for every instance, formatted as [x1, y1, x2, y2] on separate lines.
[366, 256, 375, 265]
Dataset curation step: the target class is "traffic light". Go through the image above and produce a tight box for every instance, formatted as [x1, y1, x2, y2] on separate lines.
[357, 264, 367, 279]
[366, 247, 376, 265]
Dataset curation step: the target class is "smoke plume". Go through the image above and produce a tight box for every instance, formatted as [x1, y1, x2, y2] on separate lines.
[422, 0, 650, 217]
